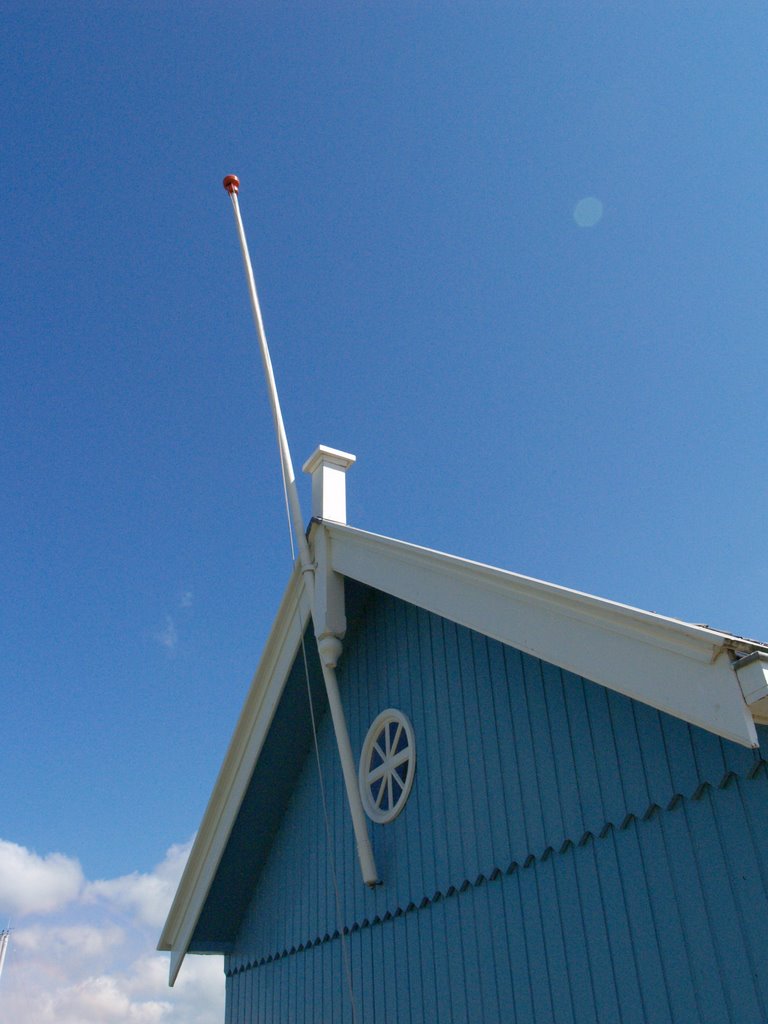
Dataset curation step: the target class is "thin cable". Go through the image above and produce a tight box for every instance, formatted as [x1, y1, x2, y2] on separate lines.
[225, 175, 365, 1019]
[274, 447, 359, 1020]
[299, 632, 360, 1024]
[276, 425, 359, 1021]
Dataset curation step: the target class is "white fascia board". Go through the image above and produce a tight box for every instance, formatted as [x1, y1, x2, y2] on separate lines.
[158, 564, 311, 985]
[327, 525, 761, 748]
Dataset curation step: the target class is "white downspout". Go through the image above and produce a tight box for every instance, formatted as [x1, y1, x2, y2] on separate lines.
[317, 628, 379, 887]
[224, 177, 379, 887]
[303, 447, 379, 879]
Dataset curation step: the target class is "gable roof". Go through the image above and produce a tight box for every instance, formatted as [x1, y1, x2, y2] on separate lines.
[158, 522, 767, 983]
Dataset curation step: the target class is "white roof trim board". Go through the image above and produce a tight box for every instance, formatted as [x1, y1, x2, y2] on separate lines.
[159, 563, 311, 984]
[159, 524, 765, 983]
[327, 525, 760, 749]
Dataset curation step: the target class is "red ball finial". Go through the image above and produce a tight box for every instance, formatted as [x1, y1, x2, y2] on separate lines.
[223, 174, 240, 195]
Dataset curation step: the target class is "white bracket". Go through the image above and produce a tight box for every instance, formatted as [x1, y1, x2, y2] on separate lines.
[734, 651, 768, 724]
[312, 526, 347, 644]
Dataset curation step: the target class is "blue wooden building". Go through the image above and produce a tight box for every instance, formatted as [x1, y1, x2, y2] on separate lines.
[160, 446, 768, 1023]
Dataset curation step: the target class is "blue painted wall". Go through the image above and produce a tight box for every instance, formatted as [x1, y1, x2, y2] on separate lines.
[224, 587, 768, 1023]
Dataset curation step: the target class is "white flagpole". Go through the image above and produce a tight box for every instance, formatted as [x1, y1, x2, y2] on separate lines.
[0, 930, 9, 984]
[222, 175, 378, 887]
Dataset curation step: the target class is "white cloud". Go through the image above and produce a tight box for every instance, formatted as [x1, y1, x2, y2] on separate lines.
[0, 838, 224, 1024]
[154, 616, 178, 652]
[85, 841, 191, 929]
[3, 950, 223, 1024]
[0, 840, 83, 916]
[15, 922, 124, 961]
[124, 954, 224, 1022]
[7, 973, 171, 1024]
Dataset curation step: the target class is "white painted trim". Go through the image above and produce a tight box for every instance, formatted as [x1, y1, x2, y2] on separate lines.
[157, 563, 311, 984]
[327, 524, 760, 749]
[302, 446, 356, 524]
[302, 445, 356, 475]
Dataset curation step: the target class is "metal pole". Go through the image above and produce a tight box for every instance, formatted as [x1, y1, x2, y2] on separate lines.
[222, 175, 379, 886]
[0, 930, 9, 984]
[224, 177, 311, 571]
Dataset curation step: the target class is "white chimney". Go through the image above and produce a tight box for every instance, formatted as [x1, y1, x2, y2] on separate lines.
[302, 445, 356, 524]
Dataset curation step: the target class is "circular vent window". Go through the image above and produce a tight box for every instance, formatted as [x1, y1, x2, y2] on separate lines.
[358, 709, 416, 824]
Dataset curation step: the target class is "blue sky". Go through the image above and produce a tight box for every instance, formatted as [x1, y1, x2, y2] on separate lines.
[3, 3, 768, 1018]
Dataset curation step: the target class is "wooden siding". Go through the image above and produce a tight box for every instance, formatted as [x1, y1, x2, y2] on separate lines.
[225, 588, 768, 1023]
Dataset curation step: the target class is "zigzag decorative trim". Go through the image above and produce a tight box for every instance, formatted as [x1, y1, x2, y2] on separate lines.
[225, 760, 767, 977]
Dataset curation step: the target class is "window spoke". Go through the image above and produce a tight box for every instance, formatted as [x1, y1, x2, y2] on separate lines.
[391, 748, 411, 770]
[391, 723, 403, 753]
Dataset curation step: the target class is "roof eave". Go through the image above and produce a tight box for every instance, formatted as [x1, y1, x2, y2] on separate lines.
[158, 563, 310, 984]
[327, 524, 763, 748]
